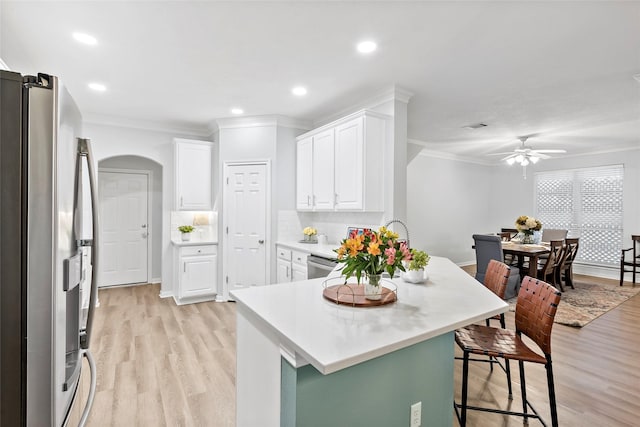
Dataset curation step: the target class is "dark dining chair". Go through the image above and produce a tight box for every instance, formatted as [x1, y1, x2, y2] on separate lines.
[537, 240, 566, 291]
[473, 234, 521, 299]
[556, 238, 579, 289]
[501, 228, 519, 239]
[620, 235, 640, 286]
[454, 276, 562, 427]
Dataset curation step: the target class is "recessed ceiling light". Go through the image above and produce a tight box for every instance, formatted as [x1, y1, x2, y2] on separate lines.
[88, 83, 106, 92]
[73, 32, 97, 45]
[231, 108, 244, 115]
[357, 40, 377, 54]
[292, 86, 307, 96]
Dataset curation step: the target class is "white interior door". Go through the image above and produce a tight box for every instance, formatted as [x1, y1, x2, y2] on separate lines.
[99, 171, 149, 286]
[224, 163, 268, 293]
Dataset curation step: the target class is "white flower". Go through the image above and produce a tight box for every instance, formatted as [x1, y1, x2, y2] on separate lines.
[525, 217, 537, 229]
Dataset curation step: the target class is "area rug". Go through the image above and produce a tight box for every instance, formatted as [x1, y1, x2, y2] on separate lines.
[509, 280, 640, 328]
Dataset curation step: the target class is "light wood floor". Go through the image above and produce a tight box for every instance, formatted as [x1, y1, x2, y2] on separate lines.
[86, 275, 640, 426]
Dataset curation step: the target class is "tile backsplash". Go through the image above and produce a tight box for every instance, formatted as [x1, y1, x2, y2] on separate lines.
[277, 210, 384, 245]
[171, 211, 218, 241]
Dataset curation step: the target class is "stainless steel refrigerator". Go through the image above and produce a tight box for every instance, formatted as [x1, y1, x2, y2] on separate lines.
[1, 70, 99, 426]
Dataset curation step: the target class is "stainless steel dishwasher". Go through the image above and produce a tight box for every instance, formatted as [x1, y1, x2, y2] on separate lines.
[307, 255, 339, 279]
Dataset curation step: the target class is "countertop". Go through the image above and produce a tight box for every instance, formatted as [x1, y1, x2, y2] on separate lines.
[276, 240, 338, 259]
[230, 256, 508, 375]
[171, 238, 218, 246]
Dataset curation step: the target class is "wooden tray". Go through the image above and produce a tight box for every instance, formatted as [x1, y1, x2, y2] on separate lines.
[322, 283, 397, 307]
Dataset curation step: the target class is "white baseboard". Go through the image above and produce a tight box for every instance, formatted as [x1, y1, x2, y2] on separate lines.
[457, 260, 476, 268]
[150, 277, 162, 284]
[159, 290, 173, 299]
[573, 263, 620, 281]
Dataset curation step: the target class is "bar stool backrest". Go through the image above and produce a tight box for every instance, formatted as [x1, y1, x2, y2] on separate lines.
[515, 276, 562, 355]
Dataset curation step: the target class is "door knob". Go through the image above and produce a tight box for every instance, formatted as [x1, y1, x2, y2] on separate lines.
[258, 239, 265, 244]
[141, 224, 147, 228]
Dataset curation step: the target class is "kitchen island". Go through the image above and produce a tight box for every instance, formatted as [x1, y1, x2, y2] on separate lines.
[231, 256, 508, 427]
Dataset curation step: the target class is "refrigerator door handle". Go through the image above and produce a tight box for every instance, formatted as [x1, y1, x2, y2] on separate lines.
[78, 138, 100, 350]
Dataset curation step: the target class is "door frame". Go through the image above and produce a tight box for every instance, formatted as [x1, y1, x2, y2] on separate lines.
[221, 160, 271, 300]
[98, 167, 152, 286]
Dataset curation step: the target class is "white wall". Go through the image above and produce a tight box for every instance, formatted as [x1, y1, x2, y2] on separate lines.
[407, 154, 493, 264]
[408, 147, 640, 278]
[217, 120, 305, 290]
[84, 121, 212, 296]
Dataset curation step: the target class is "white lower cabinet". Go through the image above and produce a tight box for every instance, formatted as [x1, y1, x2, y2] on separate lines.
[173, 244, 217, 304]
[276, 246, 308, 283]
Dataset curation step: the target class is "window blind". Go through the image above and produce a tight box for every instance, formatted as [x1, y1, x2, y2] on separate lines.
[534, 165, 624, 266]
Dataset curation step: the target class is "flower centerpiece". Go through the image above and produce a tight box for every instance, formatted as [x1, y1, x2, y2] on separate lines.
[335, 226, 411, 300]
[515, 215, 542, 244]
[303, 226, 317, 242]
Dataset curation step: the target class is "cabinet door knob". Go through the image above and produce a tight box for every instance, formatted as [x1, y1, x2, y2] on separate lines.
[258, 239, 265, 244]
[141, 224, 147, 228]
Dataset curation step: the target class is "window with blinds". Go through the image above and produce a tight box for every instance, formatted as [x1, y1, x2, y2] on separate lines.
[534, 165, 624, 266]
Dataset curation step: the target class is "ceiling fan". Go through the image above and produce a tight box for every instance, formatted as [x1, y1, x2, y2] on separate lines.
[490, 136, 567, 178]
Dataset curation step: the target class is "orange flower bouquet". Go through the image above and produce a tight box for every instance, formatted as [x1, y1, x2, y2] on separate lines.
[335, 226, 411, 285]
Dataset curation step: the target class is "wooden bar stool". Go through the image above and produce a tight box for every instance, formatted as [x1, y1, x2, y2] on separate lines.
[454, 276, 562, 427]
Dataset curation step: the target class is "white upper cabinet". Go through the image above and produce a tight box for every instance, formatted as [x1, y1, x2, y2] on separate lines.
[296, 110, 387, 212]
[311, 129, 335, 210]
[174, 139, 213, 211]
[296, 137, 313, 211]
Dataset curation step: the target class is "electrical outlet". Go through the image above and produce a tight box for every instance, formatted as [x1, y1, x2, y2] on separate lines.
[410, 401, 421, 427]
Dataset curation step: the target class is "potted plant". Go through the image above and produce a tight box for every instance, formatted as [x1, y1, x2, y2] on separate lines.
[178, 225, 195, 241]
[335, 226, 411, 300]
[402, 249, 430, 283]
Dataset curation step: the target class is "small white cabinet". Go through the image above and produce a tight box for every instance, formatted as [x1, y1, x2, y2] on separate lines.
[174, 138, 213, 210]
[296, 110, 387, 212]
[173, 244, 217, 304]
[276, 245, 308, 283]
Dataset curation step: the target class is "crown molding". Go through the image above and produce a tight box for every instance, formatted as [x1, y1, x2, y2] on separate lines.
[215, 115, 312, 131]
[409, 139, 491, 165]
[83, 113, 211, 137]
[315, 85, 414, 126]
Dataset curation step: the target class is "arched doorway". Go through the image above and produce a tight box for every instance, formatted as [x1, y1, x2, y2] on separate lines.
[98, 155, 163, 287]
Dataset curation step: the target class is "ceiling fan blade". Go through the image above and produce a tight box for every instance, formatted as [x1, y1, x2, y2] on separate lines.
[531, 149, 566, 154]
[487, 152, 516, 156]
[533, 153, 552, 159]
[500, 154, 517, 161]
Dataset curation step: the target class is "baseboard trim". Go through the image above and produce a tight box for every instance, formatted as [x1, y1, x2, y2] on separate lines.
[159, 290, 173, 299]
[151, 277, 162, 284]
[573, 263, 620, 281]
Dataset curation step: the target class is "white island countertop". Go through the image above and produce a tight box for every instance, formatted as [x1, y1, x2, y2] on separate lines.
[230, 256, 508, 375]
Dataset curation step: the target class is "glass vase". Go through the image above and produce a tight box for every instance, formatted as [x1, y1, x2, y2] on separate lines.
[365, 273, 383, 300]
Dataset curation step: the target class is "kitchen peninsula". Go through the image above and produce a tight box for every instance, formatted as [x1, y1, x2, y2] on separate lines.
[231, 256, 508, 427]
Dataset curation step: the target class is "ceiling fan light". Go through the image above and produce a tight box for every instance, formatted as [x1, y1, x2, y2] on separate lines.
[506, 157, 516, 165]
[530, 156, 540, 164]
[521, 158, 530, 166]
[514, 154, 524, 163]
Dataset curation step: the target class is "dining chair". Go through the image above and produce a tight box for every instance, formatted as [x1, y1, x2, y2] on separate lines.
[537, 240, 566, 291]
[556, 238, 579, 289]
[501, 228, 519, 239]
[541, 228, 568, 243]
[498, 232, 517, 266]
[473, 234, 521, 299]
[619, 235, 640, 286]
[454, 276, 562, 427]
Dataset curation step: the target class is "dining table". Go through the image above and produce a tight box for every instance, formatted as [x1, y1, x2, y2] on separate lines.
[502, 241, 550, 279]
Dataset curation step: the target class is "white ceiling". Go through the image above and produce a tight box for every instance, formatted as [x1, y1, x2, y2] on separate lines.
[2, 1, 639, 160]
